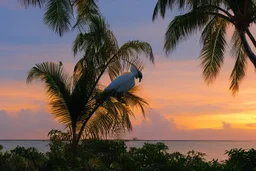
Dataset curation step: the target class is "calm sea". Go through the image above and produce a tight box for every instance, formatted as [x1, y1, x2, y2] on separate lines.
[0, 140, 256, 161]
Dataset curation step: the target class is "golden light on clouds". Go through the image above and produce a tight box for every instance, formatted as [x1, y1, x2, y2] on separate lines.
[134, 56, 256, 133]
[1, 54, 256, 139]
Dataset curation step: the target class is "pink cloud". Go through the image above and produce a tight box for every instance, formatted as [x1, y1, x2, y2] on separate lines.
[0, 109, 64, 139]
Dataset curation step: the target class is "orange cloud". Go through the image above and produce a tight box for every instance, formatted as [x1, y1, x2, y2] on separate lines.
[0, 81, 46, 112]
[125, 56, 256, 134]
[125, 111, 256, 140]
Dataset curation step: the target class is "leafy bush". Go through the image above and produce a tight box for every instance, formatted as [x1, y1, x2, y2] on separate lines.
[0, 139, 256, 171]
[0, 146, 47, 171]
[225, 148, 256, 171]
[128, 142, 171, 171]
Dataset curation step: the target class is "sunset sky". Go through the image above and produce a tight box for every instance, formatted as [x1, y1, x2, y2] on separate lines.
[1, 0, 256, 140]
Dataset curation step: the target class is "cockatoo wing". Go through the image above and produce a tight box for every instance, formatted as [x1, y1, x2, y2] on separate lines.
[116, 78, 135, 92]
[105, 73, 135, 93]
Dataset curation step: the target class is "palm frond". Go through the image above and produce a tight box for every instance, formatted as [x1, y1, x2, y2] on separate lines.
[153, 0, 176, 20]
[73, 33, 86, 56]
[164, 10, 210, 54]
[83, 97, 134, 139]
[19, 0, 47, 8]
[152, 0, 214, 20]
[76, 85, 147, 139]
[73, 0, 100, 31]
[107, 60, 123, 81]
[230, 30, 243, 57]
[199, 17, 228, 84]
[105, 40, 154, 80]
[82, 110, 114, 139]
[107, 56, 145, 82]
[229, 51, 247, 95]
[118, 41, 154, 63]
[73, 16, 119, 60]
[229, 30, 248, 95]
[26, 62, 72, 124]
[117, 40, 154, 68]
[122, 85, 149, 117]
[43, 0, 73, 36]
[72, 57, 98, 99]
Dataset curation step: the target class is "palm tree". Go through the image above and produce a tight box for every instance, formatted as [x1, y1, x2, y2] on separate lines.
[153, 0, 256, 95]
[26, 16, 154, 149]
[19, 0, 99, 36]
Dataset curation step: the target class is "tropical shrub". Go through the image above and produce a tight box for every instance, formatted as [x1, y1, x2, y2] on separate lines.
[0, 137, 256, 171]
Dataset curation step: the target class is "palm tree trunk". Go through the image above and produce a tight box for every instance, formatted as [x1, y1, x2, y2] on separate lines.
[75, 102, 103, 146]
[71, 125, 77, 152]
[245, 29, 256, 48]
[70, 125, 79, 168]
[240, 32, 256, 68]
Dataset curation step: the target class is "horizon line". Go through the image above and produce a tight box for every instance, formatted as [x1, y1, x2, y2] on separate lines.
[0, 139, 256, 141]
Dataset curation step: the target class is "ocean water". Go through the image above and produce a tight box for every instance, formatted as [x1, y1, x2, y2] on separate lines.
[1, 140, 256, 161]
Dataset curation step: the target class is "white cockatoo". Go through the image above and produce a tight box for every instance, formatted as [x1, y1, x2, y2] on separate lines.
[104, 65, 143, 93]
[97, 65, 143, 103]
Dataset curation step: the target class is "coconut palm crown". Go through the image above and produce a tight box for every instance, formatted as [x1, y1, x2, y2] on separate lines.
[153, 0, 256, 95]
[27, 16, 154, 148]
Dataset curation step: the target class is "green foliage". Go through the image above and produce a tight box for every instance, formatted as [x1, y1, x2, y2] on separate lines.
[128, 142, 170, 171]
[225, 148, 256, 171]
[20, 0, 99, 36]
[48, 129, 72, 142]
[0, 146, 47, 171]
[1, 138, 256, 171]
[0, 144, 3, 151]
